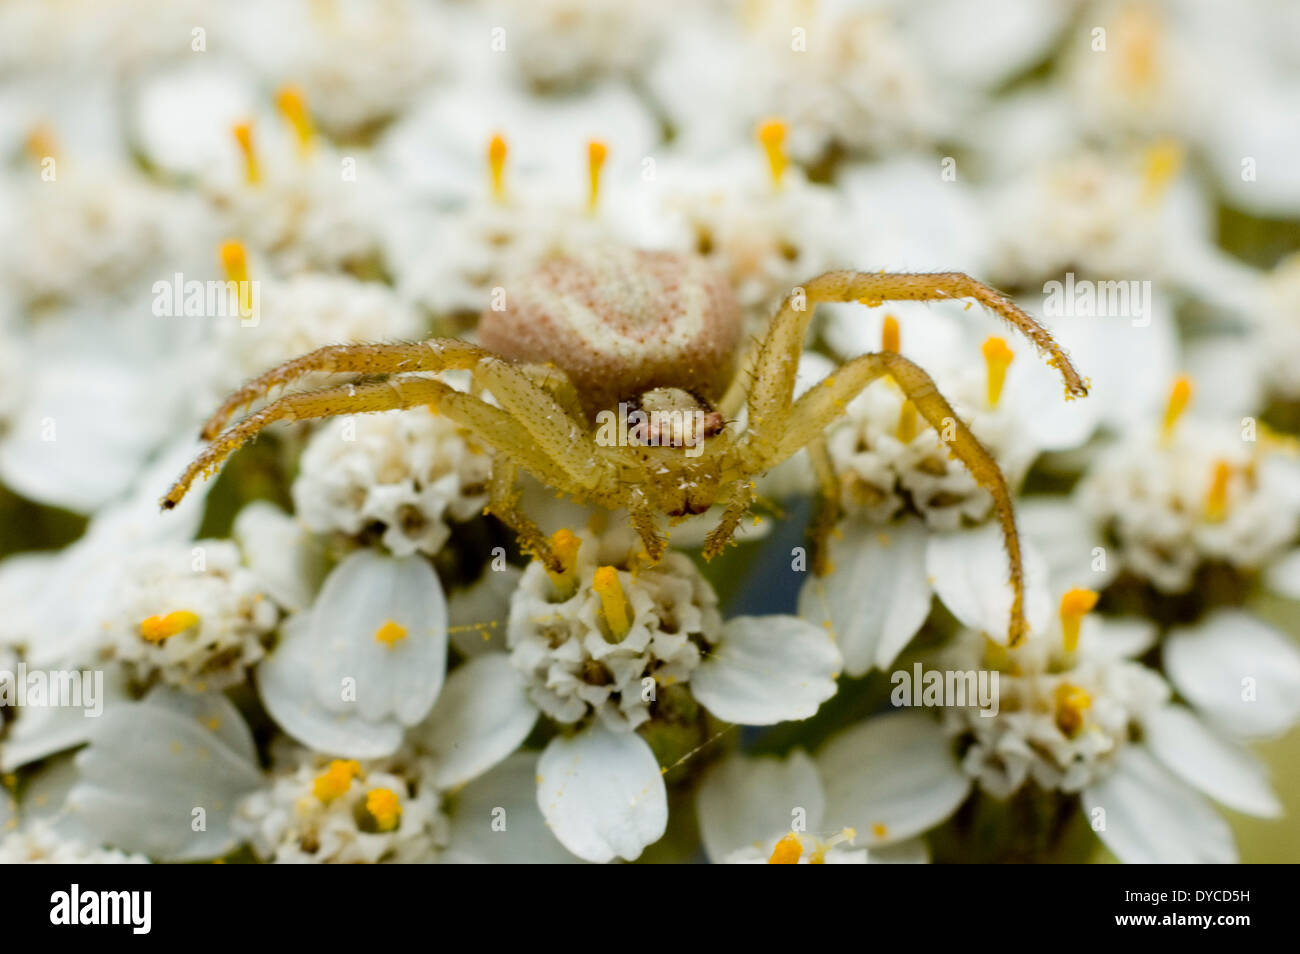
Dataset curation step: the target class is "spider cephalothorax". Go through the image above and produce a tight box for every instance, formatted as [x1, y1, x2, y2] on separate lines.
[165, 245, 1087, 645]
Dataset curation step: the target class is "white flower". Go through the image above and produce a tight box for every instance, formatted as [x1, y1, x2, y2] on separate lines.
[66, 688, 264, 861]
[291, 407, 492, 558]
[102, 539, 279, 692]
[0, 817, 150, 865]
[937, 587, 1283, 862]
[235, 748, 444, 864]
[235, 0, 446, 139]
[256, 549, 449, 758]
[696, 749, 929, 864]
[510, 525, 839, 862]
[1, 162, 200, 310]
[1078, 403, 1300, 593]
[507, 526, 721, 732]
[490, 0, 667, 92]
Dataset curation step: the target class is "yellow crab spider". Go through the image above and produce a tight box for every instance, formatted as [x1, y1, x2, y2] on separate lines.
[164, 246, 1086, 646]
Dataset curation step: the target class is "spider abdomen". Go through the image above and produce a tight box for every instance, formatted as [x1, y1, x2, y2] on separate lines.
[479, 247, 742, 417]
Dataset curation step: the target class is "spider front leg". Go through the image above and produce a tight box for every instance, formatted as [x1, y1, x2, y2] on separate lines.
[746, 270, 1089, 459]
[760, 350, 1031, 647]
[198, 339, 489, 439]
[164, 376, 456, 508]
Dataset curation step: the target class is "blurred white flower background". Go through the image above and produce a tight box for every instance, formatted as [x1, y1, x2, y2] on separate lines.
[2, 0, 1300, 864]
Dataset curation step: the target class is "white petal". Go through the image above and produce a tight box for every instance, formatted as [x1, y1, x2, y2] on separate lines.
[927, 523, 1051, 642]
[1081, 746, 1236, 864]
[448, 567, 521, 658]
[816, 712, 970, 846]
[536, 725, 667, 863]
[0, 668, 130, 771]
[1143, 705, 1281, 818]
[419, 653, 537, 789]
[257, 615, 404, 759]
[67, 688, 263, 861]
[1165, 610, 1300, 738]
[695, 750, 825, 862]
[444, 753, 580, 864]
[1016, 496, 1114, 592]
[233, 501, 325, 614]
[310, 550, 448, 725]
[797, 517, 931, 675]
[1265, 548, 1300, 601]
[692, 616, 841, 725]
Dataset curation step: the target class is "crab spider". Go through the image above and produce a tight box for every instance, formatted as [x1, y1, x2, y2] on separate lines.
[165, 247, 1086, 646]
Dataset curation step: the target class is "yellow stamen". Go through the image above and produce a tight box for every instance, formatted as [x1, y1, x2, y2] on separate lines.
[24, 124, 58, 163]
[981, 336, 1015, 408]
[488, 133, 507, 203]
[586, 139, 608, 214]
[1141, 139, 1183, 204]
[1054, 683, 1092, 738]
[365, 788, 401, 832]
[881, 314, 901, 353]
[374, 619, 408, 648]
[1161, 374, 1193, 442]
[756, 118, 787, 189]
[1058, 588, 1099, 654]
[592, 566, 632, 642]
[232, 121, 260, 184]
[138, 610, 200, 644]
[312, 759, 360, 802]
[545, 529, 582, 599]
[895, 399, 918, 443]
[219, 240, 253, 319]
[275, 85, 314, 156]
[1204, 459, 1232, 522]
[767, 832, 803, 864]
[1117, 2, 1161, 93]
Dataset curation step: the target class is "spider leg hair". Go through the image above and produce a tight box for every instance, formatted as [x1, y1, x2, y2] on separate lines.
[763, 349, 1031, 648]
[747, 271, 1088, 459]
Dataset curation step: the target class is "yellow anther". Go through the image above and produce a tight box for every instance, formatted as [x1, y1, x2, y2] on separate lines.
[373, 619, 408, 648]
[488, 133, 508, 203]
[586, 139, 608, 214]
[870, 822, 889, 840]
[1141, 139, 1183, 204]
[24, 124, 58, 163]
[312, 759, 360, 802]
[592, 566, 632, 642]
[1161, 374, 1193, 442]
[1117, 2, 1161, 93]
[756, 117, 787, 188]
[219, 240, 253, 319]
[981, 336, 1015, 408]
[1204, 459, 1232, 523]
[895, 399, 918, 443]
[1054, 683, 1092, 738]
[365, 788, 402, 832]
[232, 121, 260, 185]
[1059, 588, 1099, 654]
[767, 832, 803, 864]
[545, 529, 582, 599]
[881, 314, 901, 354]
[275, 85, 314, 155]
[138, 610, 200, 644]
